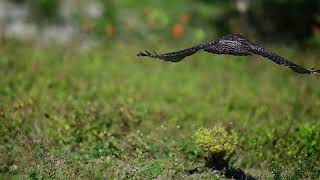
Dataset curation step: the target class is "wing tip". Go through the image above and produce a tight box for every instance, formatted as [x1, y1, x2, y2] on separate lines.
[136, 52, 144, 57]
[137, 50, 153, 57]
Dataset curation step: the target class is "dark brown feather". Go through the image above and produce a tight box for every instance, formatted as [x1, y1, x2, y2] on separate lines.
[137, 34, 320, 74]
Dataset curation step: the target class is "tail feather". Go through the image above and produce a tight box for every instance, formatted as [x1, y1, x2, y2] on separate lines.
[310, 68, 320, 74]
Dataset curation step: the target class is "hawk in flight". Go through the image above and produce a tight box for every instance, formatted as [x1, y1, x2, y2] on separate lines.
[137, 34, 319, 74]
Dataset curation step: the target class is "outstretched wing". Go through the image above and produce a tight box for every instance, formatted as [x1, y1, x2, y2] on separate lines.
[137, 33, 319, 74]
[248, 43, 320, 74]
[137, 43, 205, 62]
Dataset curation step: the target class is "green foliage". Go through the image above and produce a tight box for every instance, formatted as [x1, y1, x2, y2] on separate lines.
[194, 0, 318, 42]
[139, 161, 164, 179]
[27, 0, 61, 23]
[2, 1, 320, 179]
[249, 0, 318, 41]
[195, 127, 238, 160]
[309, 30, 320, 52]
[71, 141, 120, 160]
[8, 0, 319, 43]
[91, 0, 118, 37]
[0, 41, 320, 178]
[267, 162, 282, 180]
[295, 123, 320, 155]
[193, 0, 236, 37]
[268, 155, 320, 180]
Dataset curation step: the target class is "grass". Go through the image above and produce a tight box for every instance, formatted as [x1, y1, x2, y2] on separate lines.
[0, 40, 320, 179]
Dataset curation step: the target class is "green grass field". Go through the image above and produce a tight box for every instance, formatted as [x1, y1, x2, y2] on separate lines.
[1, 41, 320, 179]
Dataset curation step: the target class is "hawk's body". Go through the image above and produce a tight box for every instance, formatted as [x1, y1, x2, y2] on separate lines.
[137, 34, 320, 74]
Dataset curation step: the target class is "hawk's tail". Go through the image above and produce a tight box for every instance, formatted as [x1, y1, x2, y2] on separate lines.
[310, 68, 320, 74]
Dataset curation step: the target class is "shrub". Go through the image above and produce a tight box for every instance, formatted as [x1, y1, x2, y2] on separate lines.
[309, 31, 320, 52]
[92, 0, 117, 37]
[195, 127, 238, 161]
[27, 0, 61, 23]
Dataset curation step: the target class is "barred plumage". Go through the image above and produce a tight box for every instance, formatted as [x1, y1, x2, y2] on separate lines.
[137, 34, 320, 74]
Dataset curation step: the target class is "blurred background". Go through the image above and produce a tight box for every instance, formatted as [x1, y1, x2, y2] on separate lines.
[0, 0, 319, 46]
[1, 0, 320, 179]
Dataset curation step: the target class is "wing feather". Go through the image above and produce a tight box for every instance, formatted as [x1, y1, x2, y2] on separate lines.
[137, 43, 205, 62]
[137, 33, 320, 74]
[248, 43, 320, 74]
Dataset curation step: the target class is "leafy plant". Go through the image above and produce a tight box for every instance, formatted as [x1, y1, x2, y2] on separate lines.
[27, 0, 61, 23]
[195, 127, 238, 169]
[309, 30, 320, 52]
[195, 127, 238, 159]
[92, 0, 118, 37]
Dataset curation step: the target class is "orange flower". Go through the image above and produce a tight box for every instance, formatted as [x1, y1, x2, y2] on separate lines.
[180, 13, 191, 24]
[172, 23, 184, 38]
[105, 24, 114, 37]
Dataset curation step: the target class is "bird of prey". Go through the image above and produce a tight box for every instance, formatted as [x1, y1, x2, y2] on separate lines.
[137, 34, 320, 74]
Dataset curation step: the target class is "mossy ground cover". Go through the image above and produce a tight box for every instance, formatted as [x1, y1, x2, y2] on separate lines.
[0, 41, 320, 179]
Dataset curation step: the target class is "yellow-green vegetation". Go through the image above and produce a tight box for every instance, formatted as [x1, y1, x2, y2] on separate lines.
[195, 127, 238, 159]
[1, 1, 320, 179]
[0, 40, 320, 179]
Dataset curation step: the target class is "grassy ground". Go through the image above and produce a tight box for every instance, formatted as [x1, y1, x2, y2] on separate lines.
[0, 40, 320, 179]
